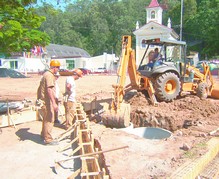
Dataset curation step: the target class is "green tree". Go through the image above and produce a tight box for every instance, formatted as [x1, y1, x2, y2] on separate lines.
[185, 0, 219, 58]
[36, 0, 151, 56]
[0, 0, 50, 55]
[32, 0, 218, 59]
[165, 0, 197, 36]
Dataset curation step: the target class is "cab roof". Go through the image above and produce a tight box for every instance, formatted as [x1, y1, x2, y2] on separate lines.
[145, 38, 186, 46]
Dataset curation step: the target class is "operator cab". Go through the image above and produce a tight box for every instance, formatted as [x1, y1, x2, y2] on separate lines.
[138, 38, 187, 78]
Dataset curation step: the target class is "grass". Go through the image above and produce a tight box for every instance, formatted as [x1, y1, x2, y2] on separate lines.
[183, 141, 208, 159]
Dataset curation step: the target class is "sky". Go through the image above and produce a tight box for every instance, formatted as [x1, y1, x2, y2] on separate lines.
[35, 0, 76, 10]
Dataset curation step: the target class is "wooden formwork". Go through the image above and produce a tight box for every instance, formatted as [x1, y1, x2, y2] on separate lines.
[68, 103, 109, 179]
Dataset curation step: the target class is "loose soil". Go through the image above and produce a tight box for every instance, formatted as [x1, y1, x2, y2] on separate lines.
[0, 74, 219, 178]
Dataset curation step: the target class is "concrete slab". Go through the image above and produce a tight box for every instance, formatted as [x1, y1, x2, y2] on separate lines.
[0, 120, 77, 179]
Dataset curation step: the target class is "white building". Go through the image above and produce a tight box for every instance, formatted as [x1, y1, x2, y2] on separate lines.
[85, 53, 118, 72]
[133, 0, 180, 66]
[0, 44, 118, 73]
[133, 0, 199, 66]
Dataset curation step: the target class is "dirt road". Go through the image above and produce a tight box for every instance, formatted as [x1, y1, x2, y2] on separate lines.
[0, 74, 219, 178]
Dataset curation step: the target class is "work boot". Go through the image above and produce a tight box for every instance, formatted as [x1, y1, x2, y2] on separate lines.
[54, 119, 61, 124]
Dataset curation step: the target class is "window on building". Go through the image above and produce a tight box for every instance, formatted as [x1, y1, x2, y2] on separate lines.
[141, 39, 146, 48]
[151, 11, 155, 19]
[10, 61, 18, 69]
[66, 60, 75, 70]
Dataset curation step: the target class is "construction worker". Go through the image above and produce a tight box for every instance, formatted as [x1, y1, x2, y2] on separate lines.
[153, 48, 159, 60]
[64, 68, 83, 130]
[40, 59, 61, 145]
[147, 50, 155, 68]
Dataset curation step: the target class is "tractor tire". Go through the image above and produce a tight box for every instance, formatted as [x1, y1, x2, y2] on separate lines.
[197, 82, 208, 99]
[154, 72, 181, 102]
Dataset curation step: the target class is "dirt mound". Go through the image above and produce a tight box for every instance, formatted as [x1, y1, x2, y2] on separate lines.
[82, 90, 219, 133]
[126, 91, 219, 132]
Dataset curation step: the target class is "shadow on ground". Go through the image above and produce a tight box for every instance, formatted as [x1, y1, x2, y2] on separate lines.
[15, 128, 44, 145]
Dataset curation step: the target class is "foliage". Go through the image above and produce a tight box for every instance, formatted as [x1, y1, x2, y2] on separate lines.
[0, 0, 218, 59]
[184, 0, 219, 58]
[35, 0, 149, 56]
[0, 0, 50, 54]
[183, 141, 207, 159]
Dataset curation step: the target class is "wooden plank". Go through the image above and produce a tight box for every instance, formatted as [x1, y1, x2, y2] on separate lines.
[57, 135, 79, 153]
[80, 171, 102, 176]
[56, 122, 78, 141]
[0, 109, 36, 128]
[64, 102, 110, 178]
[68, 145, 82, 157]
[67, 168, 81, 179]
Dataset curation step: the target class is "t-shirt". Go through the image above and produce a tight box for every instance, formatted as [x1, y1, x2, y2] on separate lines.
[55, 81, 60, 99]
[65, 76, 76, 102]
[38, 70, 55, 103]
[154, 52, 159, 59]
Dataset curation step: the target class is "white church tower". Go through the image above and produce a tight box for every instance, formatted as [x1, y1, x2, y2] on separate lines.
[146, 0, 163, 24]
[133, 0, 179, 65]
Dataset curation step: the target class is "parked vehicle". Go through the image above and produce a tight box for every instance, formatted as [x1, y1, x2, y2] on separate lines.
[94, 68, 108, 73]
[78, 68, 91, 75]
[59, 69, 74, 76]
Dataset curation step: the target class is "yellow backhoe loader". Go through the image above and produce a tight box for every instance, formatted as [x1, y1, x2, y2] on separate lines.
[102, 35, 219, 128]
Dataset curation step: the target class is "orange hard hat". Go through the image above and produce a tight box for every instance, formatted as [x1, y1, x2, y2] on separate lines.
[50, 59, 61, 67]
[73, 68, 83, 77]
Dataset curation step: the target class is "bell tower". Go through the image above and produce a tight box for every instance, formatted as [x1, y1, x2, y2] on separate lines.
[146, 0, 163, 24]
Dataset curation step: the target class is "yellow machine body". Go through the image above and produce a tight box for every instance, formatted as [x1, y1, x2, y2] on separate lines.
[102, 35, 219, 128]
[182, 63, 219, 99]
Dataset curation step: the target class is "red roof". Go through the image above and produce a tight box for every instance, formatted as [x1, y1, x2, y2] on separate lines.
[148, 0, 160, 8]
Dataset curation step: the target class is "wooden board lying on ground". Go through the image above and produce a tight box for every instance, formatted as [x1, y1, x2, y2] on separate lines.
[0, 108, 37, 128]
[81, 98, 112, 112]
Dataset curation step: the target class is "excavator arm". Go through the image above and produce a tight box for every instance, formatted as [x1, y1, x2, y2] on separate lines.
[112, 36, 141, 111]
[112, 35, 158, 111]
[102, 36, 158, 128]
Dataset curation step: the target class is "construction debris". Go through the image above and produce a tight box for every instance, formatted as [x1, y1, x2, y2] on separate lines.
[0, 99, 36, 128]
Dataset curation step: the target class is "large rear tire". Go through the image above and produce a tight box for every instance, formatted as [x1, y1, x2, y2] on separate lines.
[197, 82, 208, 99]
[154, 72, 180, 102]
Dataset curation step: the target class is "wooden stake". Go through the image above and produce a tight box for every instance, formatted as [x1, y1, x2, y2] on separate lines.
[209, 128, 219, 135]
[7, 99, 16, 129]
[55, 145, 128, 164]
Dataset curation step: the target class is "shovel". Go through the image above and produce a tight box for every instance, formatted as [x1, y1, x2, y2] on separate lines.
[54, 145, 128, 174]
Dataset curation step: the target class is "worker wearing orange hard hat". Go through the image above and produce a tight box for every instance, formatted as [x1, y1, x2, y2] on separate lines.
[64, 68, 83, 130]
[38, 59, 61, 145]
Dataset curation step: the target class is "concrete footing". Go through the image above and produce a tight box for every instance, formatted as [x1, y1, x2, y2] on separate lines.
[169, 137, 219, 179]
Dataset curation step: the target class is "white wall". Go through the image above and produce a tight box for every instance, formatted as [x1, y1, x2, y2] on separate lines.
[23, 58, 47, 72]
[0, 53, 119, 73]
[80, 53, 118, 72]
[1, 58, 46, 72]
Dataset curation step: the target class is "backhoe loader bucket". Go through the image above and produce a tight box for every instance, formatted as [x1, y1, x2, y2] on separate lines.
[211, 83, 219, 99]
[101, 102, 131, 128]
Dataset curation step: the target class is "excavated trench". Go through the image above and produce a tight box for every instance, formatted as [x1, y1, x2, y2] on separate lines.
[86, 90, 219, 133]
[125, 91, 219, 132]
